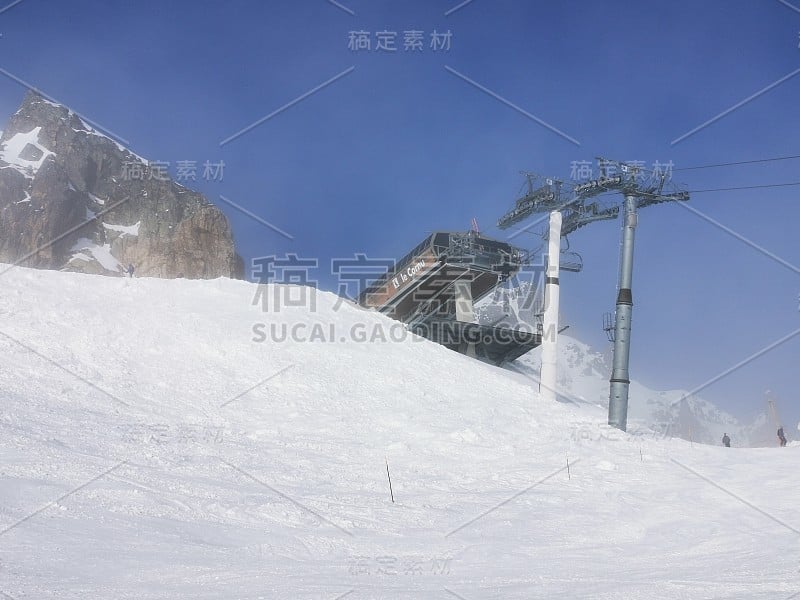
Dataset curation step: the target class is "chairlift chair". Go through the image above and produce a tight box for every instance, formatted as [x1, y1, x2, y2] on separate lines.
[559, 236, 583, 273]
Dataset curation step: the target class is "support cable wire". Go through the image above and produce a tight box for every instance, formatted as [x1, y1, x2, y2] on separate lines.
[674, 153, 800, 171]
[560, 154, 800, 180]
[687, 181, 800, 193]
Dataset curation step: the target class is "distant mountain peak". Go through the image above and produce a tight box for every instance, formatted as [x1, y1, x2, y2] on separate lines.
[0, 92, 243, 279]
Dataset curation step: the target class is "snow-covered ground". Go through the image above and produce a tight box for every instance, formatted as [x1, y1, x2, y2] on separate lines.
[102, 221, 141, 237]
[477, 285, 783, 447]
[0, 126, 55, 177]
[68, 238, 123, 272]
[515, 337, 764, 447]
[0, 266, 797, 599]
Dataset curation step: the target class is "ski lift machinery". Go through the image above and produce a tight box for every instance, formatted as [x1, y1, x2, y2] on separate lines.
[497, 160, 690, 432]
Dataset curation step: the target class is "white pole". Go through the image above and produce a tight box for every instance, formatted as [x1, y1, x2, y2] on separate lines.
[540, 211, 562, 403]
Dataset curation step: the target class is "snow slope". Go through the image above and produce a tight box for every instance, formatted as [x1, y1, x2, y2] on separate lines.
[0, 266, 797, 599]
[514, 337, 757, 447]
[477, 284, 769, 447]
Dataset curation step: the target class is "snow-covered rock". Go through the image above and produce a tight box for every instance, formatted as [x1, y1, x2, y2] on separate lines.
[0, 92, 242, 279]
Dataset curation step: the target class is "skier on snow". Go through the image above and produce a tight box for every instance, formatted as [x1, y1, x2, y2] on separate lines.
[777, 425, 787, 447]
[722, 433, 731, 447]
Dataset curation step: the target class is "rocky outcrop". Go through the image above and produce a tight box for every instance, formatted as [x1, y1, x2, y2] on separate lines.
[0, 92, 243, 278]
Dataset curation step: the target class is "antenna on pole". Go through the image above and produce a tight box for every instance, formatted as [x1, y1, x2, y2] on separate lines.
[766, 390, 781, 428]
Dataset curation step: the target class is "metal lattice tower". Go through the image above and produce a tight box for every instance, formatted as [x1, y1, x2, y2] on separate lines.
[497, 158, 689, 431]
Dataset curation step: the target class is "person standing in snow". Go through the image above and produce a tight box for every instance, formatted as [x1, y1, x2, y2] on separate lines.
[126, 263, 135, 278]
[722, 433, 731, 447]
[777, 426, 787, 447]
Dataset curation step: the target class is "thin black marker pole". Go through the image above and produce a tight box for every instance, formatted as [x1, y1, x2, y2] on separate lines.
[385, 456, 395, 503]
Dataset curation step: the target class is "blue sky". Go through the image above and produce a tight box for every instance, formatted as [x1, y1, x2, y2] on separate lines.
[1, 0, 798, 430]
